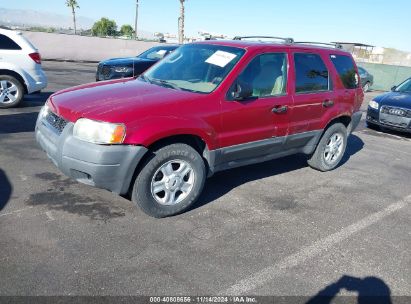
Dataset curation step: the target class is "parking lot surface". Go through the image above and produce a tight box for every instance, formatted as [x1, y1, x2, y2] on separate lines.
[0, 61, 410, 298]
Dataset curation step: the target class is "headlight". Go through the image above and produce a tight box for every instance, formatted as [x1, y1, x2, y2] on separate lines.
[38, 103, 50, 120]
[114, 66, 133, 73]
[73, 118, 126, 144]
[368, 100, 379, 110]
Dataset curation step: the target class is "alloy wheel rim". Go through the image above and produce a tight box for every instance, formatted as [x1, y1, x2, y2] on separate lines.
[323, 132, 344, 165]
[0, 80, 19, 104]
[151, 159, 195, 206]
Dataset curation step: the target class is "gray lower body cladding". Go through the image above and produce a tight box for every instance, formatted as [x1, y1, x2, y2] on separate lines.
[35, 115, 147, 195]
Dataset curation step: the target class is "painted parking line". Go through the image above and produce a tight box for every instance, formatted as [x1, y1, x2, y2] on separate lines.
[0, 207, 34, 218]
[222, 195, 410, 295]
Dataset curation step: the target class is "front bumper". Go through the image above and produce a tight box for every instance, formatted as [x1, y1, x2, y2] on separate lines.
[35, 110, 148, 195]
[366, 106, 411, 134]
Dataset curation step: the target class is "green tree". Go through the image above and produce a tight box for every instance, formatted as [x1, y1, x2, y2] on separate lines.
[120, 24, 134, 37]
[91, 17, 118, 37]
[65, 0, 80, 35]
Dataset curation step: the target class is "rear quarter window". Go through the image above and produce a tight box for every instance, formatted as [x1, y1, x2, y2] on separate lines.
[330, 54, 359, 89]
[0, 34, 22, 50]
[294, 53, 330, 93]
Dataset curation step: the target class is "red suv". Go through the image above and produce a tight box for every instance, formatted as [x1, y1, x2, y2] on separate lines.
[36, 37, 363, 218]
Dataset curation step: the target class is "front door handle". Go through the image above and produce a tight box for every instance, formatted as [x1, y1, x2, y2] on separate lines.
[322, 99, 334, 108]
[272, 105, 288, 113]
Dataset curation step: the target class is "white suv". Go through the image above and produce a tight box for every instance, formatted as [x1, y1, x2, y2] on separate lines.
[0, 29, 48, 108]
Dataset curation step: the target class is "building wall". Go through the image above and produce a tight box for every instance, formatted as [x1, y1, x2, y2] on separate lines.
[23, 31, 161, 62]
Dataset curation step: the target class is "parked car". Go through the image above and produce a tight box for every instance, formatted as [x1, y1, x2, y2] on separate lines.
[0, 29, 47, 108]
[358, 66, 373, 92]
[36, 38, 363, 218]
[366, 78, 411, 133]
[96, 45, 179, 81]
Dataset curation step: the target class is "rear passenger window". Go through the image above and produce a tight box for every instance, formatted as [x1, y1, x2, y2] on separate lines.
[294, 53, 329, 93]
[0, 34, 21, 50]
[236, 53, 288, 98]
[330, 54, 359, 89]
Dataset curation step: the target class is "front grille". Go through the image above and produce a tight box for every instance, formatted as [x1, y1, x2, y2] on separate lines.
[45, 111, 68, 134]
[101, 65, 112, 78]
[380, 106, 411, 118]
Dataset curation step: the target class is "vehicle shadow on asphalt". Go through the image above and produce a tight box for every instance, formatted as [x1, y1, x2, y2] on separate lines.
[0, 169, 12, 212]
[20, 92, 53, 108]
[0, 112, 39, 134]
[0, 92, 52, 134]
[193, 134, 364, 211]
[306, 275, 392, 304]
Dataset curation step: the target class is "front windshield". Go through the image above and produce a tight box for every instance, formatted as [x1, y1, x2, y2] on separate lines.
[138, 46, 175, 60]
[395, 78, 411, 93]
[142, 44, 245, 93]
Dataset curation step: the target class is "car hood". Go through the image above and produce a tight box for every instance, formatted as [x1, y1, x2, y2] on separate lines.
[48, 78, 198, 125]
[99, 57, 155, 66]
[374, 91, 411, 108]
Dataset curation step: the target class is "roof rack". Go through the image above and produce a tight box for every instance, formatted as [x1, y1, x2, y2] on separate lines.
[233, 36, 294, 44]
[294, 41, 343, 49]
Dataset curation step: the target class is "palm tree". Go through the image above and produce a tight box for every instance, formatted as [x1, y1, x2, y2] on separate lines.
[178, 0, 185, 44]
[66, 0, 80, 35]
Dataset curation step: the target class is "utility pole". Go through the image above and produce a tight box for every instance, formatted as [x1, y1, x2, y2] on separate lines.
[178, 0, 185, 44]
[134, 0, 139, 40]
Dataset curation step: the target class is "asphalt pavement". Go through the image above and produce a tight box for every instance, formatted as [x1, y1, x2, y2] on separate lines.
[0, 61, 410, 299]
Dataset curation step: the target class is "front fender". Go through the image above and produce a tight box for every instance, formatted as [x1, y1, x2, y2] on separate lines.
[124, 116, 219, 150]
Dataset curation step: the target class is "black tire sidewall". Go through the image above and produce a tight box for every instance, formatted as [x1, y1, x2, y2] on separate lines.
[310, 123, 348, 171]
[0, 75, 24, 108]
[132, 144, 206, 218]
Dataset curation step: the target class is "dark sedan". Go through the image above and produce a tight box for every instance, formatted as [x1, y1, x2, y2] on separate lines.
[358, 66, 374, 92]
[367, 78, 411, 133]
[96, 45, 179, 81]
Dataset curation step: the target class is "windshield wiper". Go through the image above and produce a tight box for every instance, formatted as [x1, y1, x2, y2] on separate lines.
[150, 78, 182, 91]
[138, 74, 152, 83]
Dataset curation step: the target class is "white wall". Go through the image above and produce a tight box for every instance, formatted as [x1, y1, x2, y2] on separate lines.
[23, 31, 162, 62]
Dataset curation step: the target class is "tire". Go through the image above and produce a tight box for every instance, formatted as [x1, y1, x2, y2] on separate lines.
[0, 75, 24, 108]
[363, 82, 370, 92]
[131, 143, 206, 218]
[307, 123, 347, 172]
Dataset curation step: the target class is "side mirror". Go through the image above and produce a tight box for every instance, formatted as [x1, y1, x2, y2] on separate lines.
[232, 81, 253, 101]
[391, 86, 397, 92]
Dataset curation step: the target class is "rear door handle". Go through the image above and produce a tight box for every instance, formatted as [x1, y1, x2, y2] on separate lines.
[272, 105, 288, 113]
[322, 99, 334, 108]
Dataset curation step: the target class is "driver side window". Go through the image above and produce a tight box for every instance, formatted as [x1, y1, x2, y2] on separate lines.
[237, 53, 288, 98]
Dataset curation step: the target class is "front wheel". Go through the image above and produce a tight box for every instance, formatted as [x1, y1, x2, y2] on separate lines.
[132, 143, 206, 218]
[307, 123, 347, 171]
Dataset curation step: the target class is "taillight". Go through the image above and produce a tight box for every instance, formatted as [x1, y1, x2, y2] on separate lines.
[29, 52, 41, 64]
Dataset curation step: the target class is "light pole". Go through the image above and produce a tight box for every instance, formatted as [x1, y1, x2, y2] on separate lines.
[134, 0, 139, 40]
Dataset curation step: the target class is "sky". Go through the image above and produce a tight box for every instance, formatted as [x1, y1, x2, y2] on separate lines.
[1, 0, 410, 52]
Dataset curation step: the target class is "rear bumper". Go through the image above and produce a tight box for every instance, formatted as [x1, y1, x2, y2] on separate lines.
[35, 110, 148, 194]
[24, 68, 48, 93]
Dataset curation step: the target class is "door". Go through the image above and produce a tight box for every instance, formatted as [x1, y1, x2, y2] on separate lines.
[219, 52, 291, 160]
[290, 52, 334, 133]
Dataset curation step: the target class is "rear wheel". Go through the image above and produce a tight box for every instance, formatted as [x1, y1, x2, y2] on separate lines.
[0, 75, 24, 108]
[132, 143, 206, 218]
[307, 123, 347, 171]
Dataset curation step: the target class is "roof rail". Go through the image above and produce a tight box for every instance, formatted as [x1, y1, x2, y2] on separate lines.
[294, 41, 343, 49]
[233, 36, 294, 44]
